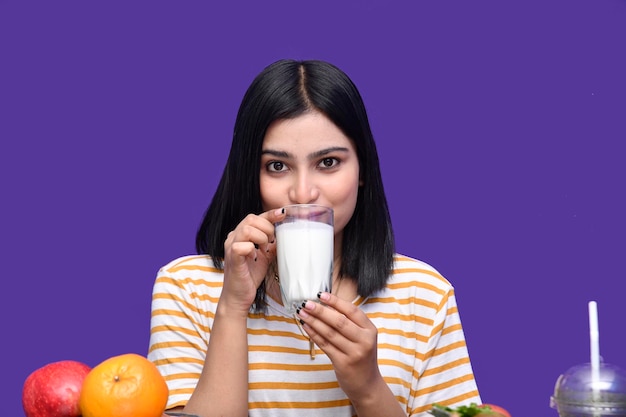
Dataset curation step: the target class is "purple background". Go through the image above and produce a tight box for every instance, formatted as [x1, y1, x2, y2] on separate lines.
[2, 1, 625, 415]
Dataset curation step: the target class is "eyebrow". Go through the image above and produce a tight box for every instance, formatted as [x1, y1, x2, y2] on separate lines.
[261, 146, 350, 160]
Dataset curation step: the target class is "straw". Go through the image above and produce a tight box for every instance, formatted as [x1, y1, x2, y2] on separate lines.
[588, 300, 600, 400]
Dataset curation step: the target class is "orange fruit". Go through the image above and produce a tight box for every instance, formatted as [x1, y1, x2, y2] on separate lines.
[79, 353, 168, 417]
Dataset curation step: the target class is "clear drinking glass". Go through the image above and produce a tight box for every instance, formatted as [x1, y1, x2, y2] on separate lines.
[275, 204, 334, 313]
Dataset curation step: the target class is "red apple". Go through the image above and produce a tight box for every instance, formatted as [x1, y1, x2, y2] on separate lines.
[480, 403, 512, 417]
[22, 360, 91, 417]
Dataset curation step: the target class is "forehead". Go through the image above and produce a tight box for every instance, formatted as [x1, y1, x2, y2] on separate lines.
[262, 111, 355, 152]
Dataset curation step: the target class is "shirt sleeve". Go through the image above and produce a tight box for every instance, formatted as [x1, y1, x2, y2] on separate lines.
[410, 286, 481, 415]
[147, 259, 212, 409]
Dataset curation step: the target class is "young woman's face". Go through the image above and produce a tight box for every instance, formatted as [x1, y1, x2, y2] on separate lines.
[260, 110, 361, 240]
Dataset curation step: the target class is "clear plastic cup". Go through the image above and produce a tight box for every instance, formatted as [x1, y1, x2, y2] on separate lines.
[550, 362, 626, 416]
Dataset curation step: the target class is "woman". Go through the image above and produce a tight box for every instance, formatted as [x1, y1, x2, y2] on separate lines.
[148, 59, 481, 417]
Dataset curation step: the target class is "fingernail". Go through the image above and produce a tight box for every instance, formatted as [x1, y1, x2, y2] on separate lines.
[301, 301, 307, 308]
[299, 319, 305, 325]
[254, 243, 259, 250]
[296, 307, 301, 315]
[298, 307, 309, 319]
[281, 207, 285, 214]
[319, 292, 330, 301]
[317, 291, 322, 298]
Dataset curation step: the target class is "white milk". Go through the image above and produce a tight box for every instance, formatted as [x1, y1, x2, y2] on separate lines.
[276, 220, 333, 312]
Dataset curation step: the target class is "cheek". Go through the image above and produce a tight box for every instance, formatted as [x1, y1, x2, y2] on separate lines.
[327, 178, 360, 231]
[259, 176, 279, 210]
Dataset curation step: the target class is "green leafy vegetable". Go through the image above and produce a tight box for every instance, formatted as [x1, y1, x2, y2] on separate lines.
[429, 403, 494, 417]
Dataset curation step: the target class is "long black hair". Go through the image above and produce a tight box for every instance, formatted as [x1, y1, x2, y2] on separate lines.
[196, 59, 395, 311]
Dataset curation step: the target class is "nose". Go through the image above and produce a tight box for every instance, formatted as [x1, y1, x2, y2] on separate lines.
[289, 172, 320, 204]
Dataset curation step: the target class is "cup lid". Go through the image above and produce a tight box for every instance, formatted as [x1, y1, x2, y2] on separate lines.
[550, 362, 626, 414]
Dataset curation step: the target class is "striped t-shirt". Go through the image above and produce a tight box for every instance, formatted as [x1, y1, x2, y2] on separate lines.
[147, 254, 481, 416]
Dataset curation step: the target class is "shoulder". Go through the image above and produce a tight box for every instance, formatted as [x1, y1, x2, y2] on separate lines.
[159, 254, 221, 274]
[154, 255, 224, 290]
[391, 253, 453, 290]
[380, 253, 456, 307]
[160, 255, 220, 273]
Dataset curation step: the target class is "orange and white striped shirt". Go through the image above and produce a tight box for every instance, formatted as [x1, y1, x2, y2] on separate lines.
[148, 254, 481, 416]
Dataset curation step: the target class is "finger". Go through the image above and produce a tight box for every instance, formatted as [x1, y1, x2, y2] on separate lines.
[226, 214, 277, 252]
[256, 207, 287, 223]
[229, 241, 257, 262]
[297, 300, 359, 346]
[297, 309, 344, 357]
[239, 208, 286, 247]
[240, 214, 276, 242]
[317, 291, 373, 330]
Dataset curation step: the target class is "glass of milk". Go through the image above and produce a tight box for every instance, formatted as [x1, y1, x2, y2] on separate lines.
[275, 204, 334, 313]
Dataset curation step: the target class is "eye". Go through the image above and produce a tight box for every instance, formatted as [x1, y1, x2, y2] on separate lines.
[266, 161, 286, 172]
[318, 157, 339, 169]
